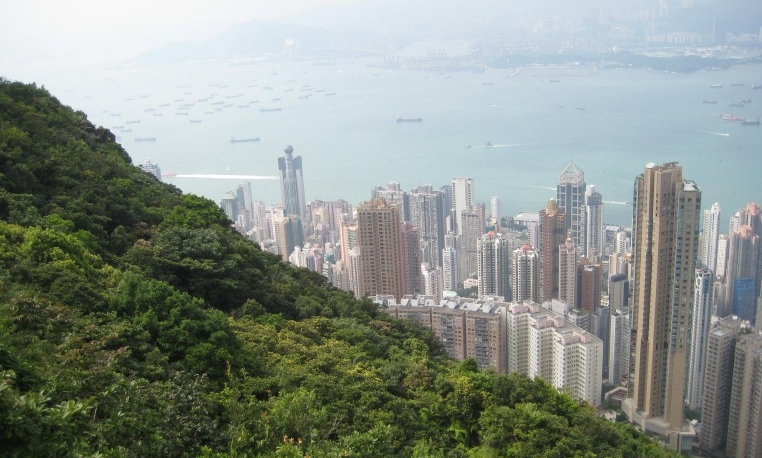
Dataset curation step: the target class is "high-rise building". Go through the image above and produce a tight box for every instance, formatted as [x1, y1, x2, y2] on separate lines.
[577, 259, 602, 317]
[421, 264, 444, 302]
[726, 332, 762, 458]
[271, 211, 304, 262]
[477, 231, 510, 299]
[380, 295, 506, 372]
[490, 196, 501, 230]
[356, 198, 405, 300]
[615, 229, 631, 256]
[686, 267, 714, 410]
[459, 209, 483, 283]
[452, 177, 474, 235]
[400, 222, 421, 296]
[372, 182, 408, 222]
[409, 185, 445, 269]
[277, 145, 307, 223]
[717, 234, 729, 279]
[540, 199, 567, 302]
[557, 162, 587, 254]
[558, 238, 579, 308]
[623, 162, 701, 451]
[585, 185, 604, 259]
[139, 158, 162, 181]
[702, 202, 722, 273]
[723, 225, 760, 319]
[442, 244, 458, 291]
[609, 307, 631, 386]
[512, 244, 540, 303]
[608, 274, 630, 386]
[699, 316, 748, 454]
[507, 302, 603, 406]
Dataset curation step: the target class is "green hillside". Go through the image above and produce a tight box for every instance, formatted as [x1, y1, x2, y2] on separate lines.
[0, 78, 677, 457]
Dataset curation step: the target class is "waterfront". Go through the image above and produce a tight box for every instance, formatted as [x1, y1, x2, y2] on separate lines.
[9, 58, 762, 226]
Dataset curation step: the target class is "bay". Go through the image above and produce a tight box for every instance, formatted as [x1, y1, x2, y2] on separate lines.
[17, 58, 762, 227]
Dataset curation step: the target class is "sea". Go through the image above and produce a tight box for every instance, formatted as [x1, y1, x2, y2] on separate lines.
[8, 57, 762, 227]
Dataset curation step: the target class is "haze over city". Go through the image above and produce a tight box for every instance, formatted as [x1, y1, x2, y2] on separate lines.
[3, 1, 762, 456]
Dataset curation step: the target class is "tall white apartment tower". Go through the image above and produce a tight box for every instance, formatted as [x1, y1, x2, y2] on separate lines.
[702, 202, 722, 273]
[460, 209, 483, 283]
[477, 231, 510, 299]
[512, 244, 540, 303]
[490, 196, 501, 229]
[585, 185, 604, 259]
[685, 266, 714, 410]
[409, 185, 445, 269]
[452, 177, 474, 236]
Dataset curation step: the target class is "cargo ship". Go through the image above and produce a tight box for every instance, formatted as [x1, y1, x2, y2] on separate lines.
[230, 137, 260, 143]
[396, 116, 423, 122]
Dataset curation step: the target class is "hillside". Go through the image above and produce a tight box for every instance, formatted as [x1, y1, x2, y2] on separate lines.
[0, 78, 678, 457]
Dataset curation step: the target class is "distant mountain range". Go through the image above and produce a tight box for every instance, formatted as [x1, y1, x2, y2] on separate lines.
[134, 0, 762, 64]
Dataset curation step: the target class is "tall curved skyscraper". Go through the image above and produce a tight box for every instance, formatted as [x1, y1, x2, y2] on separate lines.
[278, 145, 307, 223]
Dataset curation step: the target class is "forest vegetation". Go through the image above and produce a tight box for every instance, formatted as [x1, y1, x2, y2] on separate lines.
[0, 78, 679, 457]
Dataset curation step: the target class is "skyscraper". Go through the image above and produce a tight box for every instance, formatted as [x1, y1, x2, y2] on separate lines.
[726, 332, 762, 458]
[608, 274, 630, 386]
[409, 185, 445, 269]
[459, 209, 483, 283]
[723, 225, 760, 319]
[477, 231, 510, 299]
[585, 185, 604, 259]
[558, 237, 578, 308]
[277, 145, 307, 223]
[686, 267, 714, 410]
[699, 316, 748, 454]
[400, 221, 421, 296]
[623, 162, 701, 451]
[702, 202, 722, 273]
[356, 198, 405, 300]
[512, 244, 540, 303]
[452, 177, 474, 236]
[540, 199, 567, 302]
[577, 259, 602, 317]
[557, 162, 587, 254]
[490, 196, 501, 230]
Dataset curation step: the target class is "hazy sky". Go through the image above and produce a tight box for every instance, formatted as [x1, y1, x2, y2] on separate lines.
[0, 0, 362, 70]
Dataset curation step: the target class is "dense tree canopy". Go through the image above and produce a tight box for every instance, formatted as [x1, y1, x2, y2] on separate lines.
[0, 78, 679, 457]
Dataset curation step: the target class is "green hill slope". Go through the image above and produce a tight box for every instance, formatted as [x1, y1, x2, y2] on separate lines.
[0, 78, 678, 457]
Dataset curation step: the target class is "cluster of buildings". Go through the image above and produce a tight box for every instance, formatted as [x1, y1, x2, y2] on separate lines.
[209, 147, 762, 457]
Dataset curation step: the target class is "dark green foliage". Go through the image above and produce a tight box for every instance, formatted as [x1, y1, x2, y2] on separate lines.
[0, 78, 680, 457]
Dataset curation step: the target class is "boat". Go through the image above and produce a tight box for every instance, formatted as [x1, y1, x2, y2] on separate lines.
[703, 100, 718, 104]
[135, 137, 156, 142]
[125, 119, 140, 124]
[710, 84, 723, 89]
[741, 117, 760, 126]
[729, 102, 745, 108]
[752, 85, 762, 90]
[161, 172, 176, 178]
[741, 99, 752, 104]
[190, 119, 202, 123]
[731, 83, 744, 86]
[260, 107, 282, 112]
[485, 141, 494, 147]
[721, 112, 741, 122]
[396, 116, 423, 122]
[230, 137, 260, 143]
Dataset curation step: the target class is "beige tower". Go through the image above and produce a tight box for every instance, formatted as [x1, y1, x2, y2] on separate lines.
[356, 198, 405, 301]
[623, 162, 701, 451]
